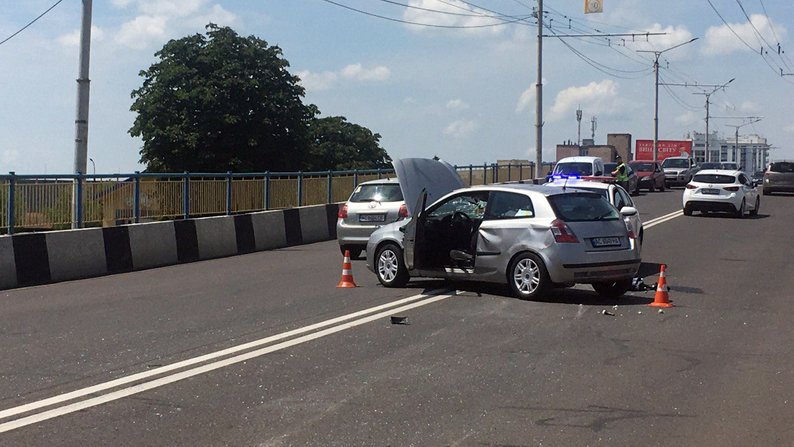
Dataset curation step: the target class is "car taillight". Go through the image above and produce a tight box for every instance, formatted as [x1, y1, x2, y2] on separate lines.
[398, 203, 409, 219]
[623, 217, 636, 239]
[685, 184, 697, 189]
[338, 203, 348, 219]
[724, 186, 740, 192]
[550, 219, 578, 243]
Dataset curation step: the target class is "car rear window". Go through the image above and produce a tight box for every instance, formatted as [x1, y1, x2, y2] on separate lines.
[553, 162, 593, 176]
[662, 158, 688, 168]
[693, 174, 735, 184]
[547, 193, 619, 222]
[769, 162, 794, 173]
[631, 163, 653, 171]
[349, 184, 403, 202]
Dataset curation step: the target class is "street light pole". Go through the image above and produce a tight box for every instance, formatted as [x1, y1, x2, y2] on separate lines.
[72, 0, 92, 229]
[694, 78, 734, 163]
[724, 117, 762, 168]
[535, 0, 543, 180]
[637, 38, 697, 164]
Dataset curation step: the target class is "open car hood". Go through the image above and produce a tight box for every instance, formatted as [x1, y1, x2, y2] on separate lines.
[393, 158, 465, 215]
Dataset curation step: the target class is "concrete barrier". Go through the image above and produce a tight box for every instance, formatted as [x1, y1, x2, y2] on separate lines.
[46, 228, 107, 282]
[0, 203, 342, 290]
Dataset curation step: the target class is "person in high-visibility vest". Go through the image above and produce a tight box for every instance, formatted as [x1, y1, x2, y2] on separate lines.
[611, 154, 629, 191]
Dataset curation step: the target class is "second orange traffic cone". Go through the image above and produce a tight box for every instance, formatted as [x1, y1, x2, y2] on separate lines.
[336, 250, 358, 288]
[648, 264, 672, 308]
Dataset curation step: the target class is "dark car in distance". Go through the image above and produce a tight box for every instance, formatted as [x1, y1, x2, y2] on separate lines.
[763, 161, 794, 195]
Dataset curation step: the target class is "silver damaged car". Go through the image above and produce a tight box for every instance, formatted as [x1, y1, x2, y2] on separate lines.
[366, 158, 642, 299]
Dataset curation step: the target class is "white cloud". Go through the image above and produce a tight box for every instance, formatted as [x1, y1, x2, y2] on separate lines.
[108, 1, 237, 50]
[443, 119, 478, 137]
[738, 100, 761, 113]
[627, 24, 695, 59]
[703, 14, 785, 55]
[549, 80, 624, 121]
[402, 0, 507, 35]
[57, 26, 106, 47]
[446, 99, 469, 110]
[515, 86, 536, 113]
[299, 64, 391, 91]
[340, 64, 391, 81]
[115, 15, 168, 49]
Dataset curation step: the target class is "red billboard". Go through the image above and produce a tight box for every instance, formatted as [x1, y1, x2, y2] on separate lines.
[635, 139, 692, 161]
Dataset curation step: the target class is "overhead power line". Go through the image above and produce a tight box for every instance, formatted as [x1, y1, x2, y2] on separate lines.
[0, 0, 65, 47]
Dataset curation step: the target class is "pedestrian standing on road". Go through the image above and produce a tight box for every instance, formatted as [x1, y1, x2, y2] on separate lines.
[612, 154, 629, 191]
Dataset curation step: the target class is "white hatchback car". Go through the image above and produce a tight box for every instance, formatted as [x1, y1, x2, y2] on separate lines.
[683, 170, 760, 217]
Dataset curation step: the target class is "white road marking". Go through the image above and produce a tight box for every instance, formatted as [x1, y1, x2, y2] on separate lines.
[0, 289, 453, 432]
[644, 209, 683, 229]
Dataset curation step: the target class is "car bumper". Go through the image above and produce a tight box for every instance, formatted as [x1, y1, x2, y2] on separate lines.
[665, 174, 688, 185]
[683, 193, 742, 212]
[545, 248, 641, 284]
[337, 220, 394, 246]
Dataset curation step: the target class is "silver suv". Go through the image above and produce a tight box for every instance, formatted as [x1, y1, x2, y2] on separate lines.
[337, 178, 407, 258]
[662, 156, 698, 187]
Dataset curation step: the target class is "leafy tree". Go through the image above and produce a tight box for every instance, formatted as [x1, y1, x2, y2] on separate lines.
[305, 116, 392, 171]
[130, 24, 316, 172]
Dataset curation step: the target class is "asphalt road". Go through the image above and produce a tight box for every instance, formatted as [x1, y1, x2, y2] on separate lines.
[1, 187, 793, 446]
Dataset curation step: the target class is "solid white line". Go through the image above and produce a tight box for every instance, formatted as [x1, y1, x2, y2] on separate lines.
[644, 209, 683, 227]
[644, 210, 683, 229]
[0, 289, 450, 423]
[0, 292, 455, 433]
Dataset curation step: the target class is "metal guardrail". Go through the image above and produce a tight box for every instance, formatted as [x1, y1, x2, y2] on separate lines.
[0, 162, 554, 235]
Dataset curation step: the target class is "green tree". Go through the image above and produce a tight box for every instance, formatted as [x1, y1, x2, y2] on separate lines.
[129, 24, 316, 172]
[305, 116, 392, 171]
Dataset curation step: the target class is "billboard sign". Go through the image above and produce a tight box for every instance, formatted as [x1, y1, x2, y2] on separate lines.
[635, 139, 692, 161]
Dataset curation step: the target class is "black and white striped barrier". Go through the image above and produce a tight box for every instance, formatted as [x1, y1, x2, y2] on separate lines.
[0, 203, 340, 290]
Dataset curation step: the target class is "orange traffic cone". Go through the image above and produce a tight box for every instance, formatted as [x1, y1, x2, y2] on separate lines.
[648, 264, 673, 308]
[336, 250, 358, 288]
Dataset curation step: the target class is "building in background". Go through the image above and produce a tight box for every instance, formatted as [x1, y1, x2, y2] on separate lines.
[690, 131, 770, 172]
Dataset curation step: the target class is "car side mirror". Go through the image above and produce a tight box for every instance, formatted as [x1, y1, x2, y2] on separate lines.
[620, 206, 638, 217]
[595, 171, 602, 176]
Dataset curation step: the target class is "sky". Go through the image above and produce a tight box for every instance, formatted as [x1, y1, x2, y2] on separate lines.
[1, 0, 794, 174]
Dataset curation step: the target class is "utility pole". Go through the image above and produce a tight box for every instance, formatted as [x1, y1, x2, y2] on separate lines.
[530, 4, 664, 180]
[590, 116, 597, 141]
[534, 0, 543, 180]
[638, 38, 698, 164]
[576, 107, 582, 146]
[72, 0, 92, 229]
[693, 78, 734, 163]
[723, 117, 762, 168]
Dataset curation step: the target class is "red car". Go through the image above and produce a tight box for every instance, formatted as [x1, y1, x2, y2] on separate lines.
[628, 161, 666, 192]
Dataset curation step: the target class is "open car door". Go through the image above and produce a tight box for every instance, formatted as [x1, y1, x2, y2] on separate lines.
[393, 158, 465, 271]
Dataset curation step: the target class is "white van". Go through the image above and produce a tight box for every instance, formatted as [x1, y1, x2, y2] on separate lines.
[549, 156, 606, 180]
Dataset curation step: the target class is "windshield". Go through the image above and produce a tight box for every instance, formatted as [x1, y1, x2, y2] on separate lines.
[770, 162, 794, 173]
[721, 163, 738, 170]
[693, 174, 736, 184]
[568, 187, 609, 201]
[662, 158, 689, 168]
[553, 162, 593, 176]
[699, 162, 722, 170]
[349, 184, 403, 202]
[547, 193, 619, 222]
[631, 163, 654, 171]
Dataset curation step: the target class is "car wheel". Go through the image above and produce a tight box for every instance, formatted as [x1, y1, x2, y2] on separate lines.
[683, 206, 692, 216]
[508, 252, 549, 300]
[340, 245, 363, 259]
[591, 279, 633, 298]
[750, 196, 760, 216]
[375, 243, 409, 288]
[649, 182, 655, 193]
[735, 199, 746, 218]
[660, 180, 666, 192]
[763, 188, 771, 196]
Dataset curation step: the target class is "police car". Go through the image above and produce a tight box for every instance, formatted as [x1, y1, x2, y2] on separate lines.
[545, 175, 644, 247]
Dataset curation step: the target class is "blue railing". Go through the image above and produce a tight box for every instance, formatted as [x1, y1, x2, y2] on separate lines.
[0, 162, 552, 235]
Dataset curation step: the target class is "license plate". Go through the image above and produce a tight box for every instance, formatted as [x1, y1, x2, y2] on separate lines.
[591, 237, 621, 247]
[359, 214, 386, 223]
[701, 188, 719, 195]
